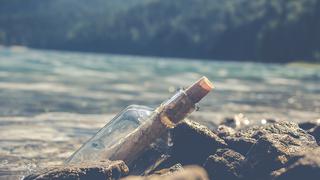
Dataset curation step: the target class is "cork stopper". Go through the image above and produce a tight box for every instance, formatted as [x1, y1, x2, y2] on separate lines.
[185, 76, 214, 104]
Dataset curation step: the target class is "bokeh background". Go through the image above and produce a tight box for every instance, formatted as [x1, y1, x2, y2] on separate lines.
[1, 0, 320, 62]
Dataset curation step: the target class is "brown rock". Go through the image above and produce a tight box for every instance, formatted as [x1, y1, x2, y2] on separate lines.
[243, 132, 317, 179]
[222, 121, 317, 155]
[203, 148, 244, 180]
[171, 120, 227, 165]
[23, 160, 129, 180]
[121, 166, 208, 180]
[275, 148, 320, 180]
[222, 126, 260, 155]
[128, 142, 167, 175]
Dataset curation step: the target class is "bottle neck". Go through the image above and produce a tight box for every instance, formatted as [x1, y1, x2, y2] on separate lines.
[157, 90, 195, 128]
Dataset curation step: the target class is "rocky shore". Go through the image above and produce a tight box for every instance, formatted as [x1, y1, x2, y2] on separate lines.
[24, 117, 320, 180]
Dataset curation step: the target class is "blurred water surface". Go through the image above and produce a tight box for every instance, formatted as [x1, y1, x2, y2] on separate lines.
[0, 47, 319, 179]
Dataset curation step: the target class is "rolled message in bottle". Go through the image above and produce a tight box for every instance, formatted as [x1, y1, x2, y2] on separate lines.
[106, 76, 213, 165]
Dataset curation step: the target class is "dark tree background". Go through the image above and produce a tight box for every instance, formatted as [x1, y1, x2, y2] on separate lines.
[0, 0, 319, 62]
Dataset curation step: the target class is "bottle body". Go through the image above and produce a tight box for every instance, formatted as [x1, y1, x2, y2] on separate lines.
[66, 105, 153, 164]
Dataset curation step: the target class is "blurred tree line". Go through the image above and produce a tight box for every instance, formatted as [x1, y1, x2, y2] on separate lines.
[0, 0, 319, 62]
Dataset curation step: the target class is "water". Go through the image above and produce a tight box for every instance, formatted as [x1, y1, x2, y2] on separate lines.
[0, 47, 319, 179]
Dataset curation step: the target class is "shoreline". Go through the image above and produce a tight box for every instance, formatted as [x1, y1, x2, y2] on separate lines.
[1, 45, 319, 65]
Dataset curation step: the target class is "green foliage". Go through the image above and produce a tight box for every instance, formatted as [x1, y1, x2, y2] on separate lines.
[0, 0, 319, 62]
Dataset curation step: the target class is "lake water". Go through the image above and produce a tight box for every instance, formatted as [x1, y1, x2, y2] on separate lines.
[0, 47, 319, 179]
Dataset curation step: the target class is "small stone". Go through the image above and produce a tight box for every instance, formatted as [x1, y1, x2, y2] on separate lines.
[171, 120, 227, 165]
[121, 166, 209, 180]
[203, 148, 244, 180]
[23, 160, 129, 180]
[275, 148, 320, 180]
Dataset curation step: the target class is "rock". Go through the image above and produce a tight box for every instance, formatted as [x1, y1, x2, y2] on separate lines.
[203, 148, 244, 180]
[216, 125, 236, 138]
[221, 126, 260, 155]
[128, 142, 166, 175]
[221, 121, 317, 155]
[142, 155, 179, 176]
[242, 132, 317, 179]
[121, 166, 209, 180]
[171, 120, 227, 165]
[251, 121, 317, 147]
[23, 160, 129, 180]
[274, 148, 320, 180]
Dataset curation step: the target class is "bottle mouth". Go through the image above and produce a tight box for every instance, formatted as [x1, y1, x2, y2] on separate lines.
[159, 76, 214, 128]
[185, 76, 214, 104]
[198, 76, 214, 91]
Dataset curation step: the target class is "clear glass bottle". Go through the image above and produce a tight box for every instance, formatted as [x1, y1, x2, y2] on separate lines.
[66, 77, 213, 166]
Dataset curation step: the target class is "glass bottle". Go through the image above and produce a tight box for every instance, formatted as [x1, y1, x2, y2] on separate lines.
[66, 77, 213, 166]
